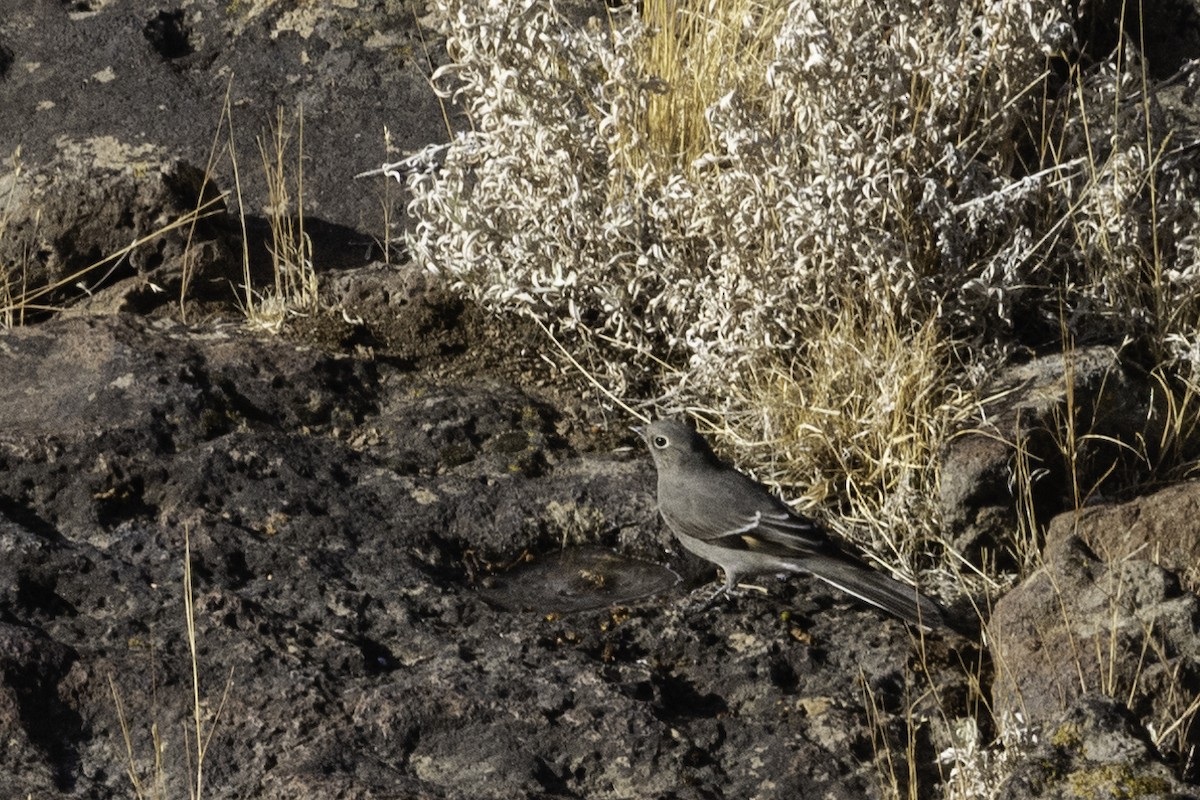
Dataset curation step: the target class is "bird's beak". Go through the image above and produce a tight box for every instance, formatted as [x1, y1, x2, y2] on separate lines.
[630, 425, 646, 441]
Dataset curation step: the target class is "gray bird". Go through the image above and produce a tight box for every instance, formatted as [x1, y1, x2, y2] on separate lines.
[636, 419, 947, 629]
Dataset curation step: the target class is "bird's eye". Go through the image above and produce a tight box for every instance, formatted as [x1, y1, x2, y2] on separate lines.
[652, 435, 669, 449]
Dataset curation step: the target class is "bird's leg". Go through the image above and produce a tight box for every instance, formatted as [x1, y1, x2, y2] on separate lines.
[682, 583, 730, 612]
[682, 571, 743, 611]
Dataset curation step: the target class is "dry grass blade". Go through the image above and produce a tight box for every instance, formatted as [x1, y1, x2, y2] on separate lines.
[249, 106, 317, 331]
[180, 77, 237, 322]
[105, 527, 234, 800]
[108, 675, 151, 800]
[182, 525, 235, 800]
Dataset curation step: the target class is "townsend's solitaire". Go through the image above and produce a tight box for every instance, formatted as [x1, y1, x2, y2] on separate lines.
[636, 419, 947, 629]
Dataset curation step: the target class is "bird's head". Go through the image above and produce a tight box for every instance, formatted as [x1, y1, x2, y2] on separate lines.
[633, 419, 721, 473]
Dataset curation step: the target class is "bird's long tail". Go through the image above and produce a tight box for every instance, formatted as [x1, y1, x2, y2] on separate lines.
[790, 554, 947, 631]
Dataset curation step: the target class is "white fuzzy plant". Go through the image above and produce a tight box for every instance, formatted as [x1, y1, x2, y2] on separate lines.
[403, 0, 1079, 394]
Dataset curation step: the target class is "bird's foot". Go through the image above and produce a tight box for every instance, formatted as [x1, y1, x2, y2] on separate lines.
[682, 583, 738, 612]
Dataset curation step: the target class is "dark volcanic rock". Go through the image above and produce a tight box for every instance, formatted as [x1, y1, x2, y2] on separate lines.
[0, 314, 970, 798]
[1047, 480, 1200, 590]
[938, 347, 1155, 568]
[990, 526, 1200, 792]
[994, 695, 1183, 800]
[0, 0, 450, 238]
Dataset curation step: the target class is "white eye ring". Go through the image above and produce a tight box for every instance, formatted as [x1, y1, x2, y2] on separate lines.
[652, 435, 669, 449]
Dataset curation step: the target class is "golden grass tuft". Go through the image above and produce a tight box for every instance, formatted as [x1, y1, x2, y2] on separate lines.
[703, 303, 973, 582]
[633, 0, 788, 172]
[233, 106, 319, 331]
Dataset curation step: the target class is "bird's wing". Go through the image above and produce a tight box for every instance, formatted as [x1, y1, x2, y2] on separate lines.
[672, 468, 832, 554]
[721, 508, 832, 556]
